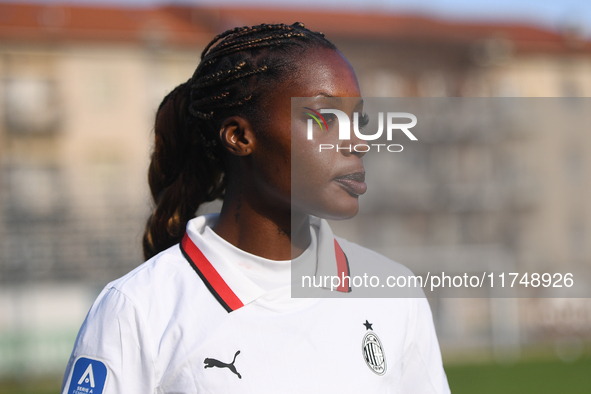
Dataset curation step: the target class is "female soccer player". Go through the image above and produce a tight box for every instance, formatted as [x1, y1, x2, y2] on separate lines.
[62, 22, 450, 393]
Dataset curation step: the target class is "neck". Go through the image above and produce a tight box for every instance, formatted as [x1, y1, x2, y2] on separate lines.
[213, 189, 311, 261]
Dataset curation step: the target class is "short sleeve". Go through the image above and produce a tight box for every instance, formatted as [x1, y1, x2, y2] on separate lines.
[400, 298, 451, 394]
[61, 287, 156, 394]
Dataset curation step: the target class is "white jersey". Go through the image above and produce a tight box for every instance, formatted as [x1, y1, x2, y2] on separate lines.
[62, 214, 450, 394]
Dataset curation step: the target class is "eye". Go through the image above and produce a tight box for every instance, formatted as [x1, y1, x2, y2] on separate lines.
[356, 112, 370, 129]
[322, 113, 337, 125]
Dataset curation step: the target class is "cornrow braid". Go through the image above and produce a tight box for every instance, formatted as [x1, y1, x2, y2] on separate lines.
[191, 65, 269, 91]
[212, 31, 296, 52]
[194, 61, 246, 86]
[199, 26, 251, 61]
[143, 22, 337, 260]
[200, 23, 299, 60]
[191, 91, 230, 109]
[204, 31, 307, 61]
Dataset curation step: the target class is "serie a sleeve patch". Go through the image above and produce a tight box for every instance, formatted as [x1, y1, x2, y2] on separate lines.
[66, 356, 109, 394]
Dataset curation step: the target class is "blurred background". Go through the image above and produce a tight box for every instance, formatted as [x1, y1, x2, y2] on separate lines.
[0, 0, 590, 393]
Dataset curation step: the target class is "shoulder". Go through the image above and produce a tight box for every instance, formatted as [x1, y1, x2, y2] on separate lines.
[78, 244, 194, 337]
[65, 243, 225, 380]
[85, 243, 220, 342]
[63, 247, 190, 394]
[335, 235, 415, 277]
[107, 243, 188, 296]
[335, 236, 424, 297]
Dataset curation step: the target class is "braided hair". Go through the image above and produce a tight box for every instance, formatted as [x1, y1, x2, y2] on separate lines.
[143, 22, 336, 260]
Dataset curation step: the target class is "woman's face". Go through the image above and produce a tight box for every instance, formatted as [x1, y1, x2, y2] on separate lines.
[250, 47, 365, 220]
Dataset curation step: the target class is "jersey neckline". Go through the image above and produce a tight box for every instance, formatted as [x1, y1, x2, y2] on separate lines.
[180, 214, 351, 313]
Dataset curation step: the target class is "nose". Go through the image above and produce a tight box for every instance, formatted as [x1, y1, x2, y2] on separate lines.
[337, 127, 368, 158]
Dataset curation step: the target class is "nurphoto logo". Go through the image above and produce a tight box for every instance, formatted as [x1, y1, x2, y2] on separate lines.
[303, 107, 418, 152]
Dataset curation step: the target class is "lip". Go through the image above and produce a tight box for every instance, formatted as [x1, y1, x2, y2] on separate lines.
[333, 172, 367, 196]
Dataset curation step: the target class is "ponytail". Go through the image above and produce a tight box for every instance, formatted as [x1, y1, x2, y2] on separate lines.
[142, 82, 225, 260]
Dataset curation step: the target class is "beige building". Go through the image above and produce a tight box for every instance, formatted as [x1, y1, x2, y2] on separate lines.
[0, 4, 208, 285]
[0, 2, 590, 375]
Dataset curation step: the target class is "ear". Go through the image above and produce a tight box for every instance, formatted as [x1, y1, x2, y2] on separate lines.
[219, 116, 256, 156]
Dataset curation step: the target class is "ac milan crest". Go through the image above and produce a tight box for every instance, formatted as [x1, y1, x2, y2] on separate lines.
[362, 320, 386, 375]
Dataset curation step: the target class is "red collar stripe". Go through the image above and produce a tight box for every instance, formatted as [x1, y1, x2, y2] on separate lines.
[180, 233, 244, 313]
[334, 239, 351, 293]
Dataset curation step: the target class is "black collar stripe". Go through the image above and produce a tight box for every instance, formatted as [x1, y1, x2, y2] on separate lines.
[180, 233, 244, 313]
[180, 232, 352, 310]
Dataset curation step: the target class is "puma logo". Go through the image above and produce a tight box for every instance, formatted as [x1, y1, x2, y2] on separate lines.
[204, 350, 242, 379]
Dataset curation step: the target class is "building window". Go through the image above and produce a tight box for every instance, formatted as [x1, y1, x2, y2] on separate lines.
[5, 165, 64, 221]
[3, 77, 61, 134]
[366, 70, 405, 97]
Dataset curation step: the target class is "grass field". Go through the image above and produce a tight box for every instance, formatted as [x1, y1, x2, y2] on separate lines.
[446, 355, 591, 394]
[0, 376, 62, 394]
[2, 355, 590, 393]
